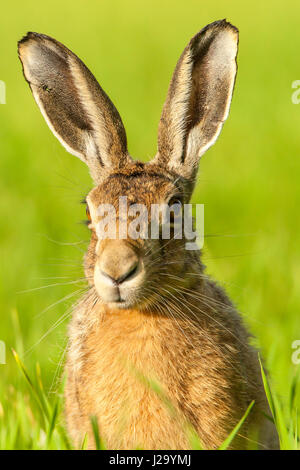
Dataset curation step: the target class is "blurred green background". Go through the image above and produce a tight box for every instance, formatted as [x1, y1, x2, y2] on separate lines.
[0, 0, 299, 448]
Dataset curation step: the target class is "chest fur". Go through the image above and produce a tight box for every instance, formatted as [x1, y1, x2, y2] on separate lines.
[68, 310, 196, 448]
[66, 305, 249, 449]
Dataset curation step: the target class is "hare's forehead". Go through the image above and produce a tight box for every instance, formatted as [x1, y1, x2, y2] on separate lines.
[87, 174, 176, 208]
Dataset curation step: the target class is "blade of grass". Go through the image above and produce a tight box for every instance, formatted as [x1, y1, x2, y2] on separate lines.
[80, 433, 88, 450]
[259, 355, 276, 420]
[36, 362, 45, 393]
[11, 309, 24, 358]
[259, 355, 291, 449]
[90, 415, 105, 450]
[273, 393, 292, 449]
[218, 400, 255, 450]
[186, 424, 204, 450]
[35, 362, 51, 419]
[290, 368, 300, 415]
[294, 408, 298, 450]
[12, 349, 49, 424]
[46, 399, 59, 447]
[56, 423, 73, 450]
[134, 368, 204, 449]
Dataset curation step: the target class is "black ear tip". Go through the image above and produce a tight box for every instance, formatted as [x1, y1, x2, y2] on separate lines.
[191, 19, 239, 50]
[190, 19, 239, 55]
[18, 32, 39, 49]
[216, 18, 239, 33]
[18, 32, 51, 50]
[18, 33, 30, 48]
[201, 19, 239, 36]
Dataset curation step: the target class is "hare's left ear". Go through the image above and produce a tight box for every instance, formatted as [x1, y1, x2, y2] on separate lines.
[18, 33, 131, 183]
[154, 20, 238, 182]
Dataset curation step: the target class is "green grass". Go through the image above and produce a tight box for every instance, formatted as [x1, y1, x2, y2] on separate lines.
[0, 0, 299, 449]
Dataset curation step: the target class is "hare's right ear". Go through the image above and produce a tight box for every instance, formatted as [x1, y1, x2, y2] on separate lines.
[18, 33, 131, 182]
[155, 20, 238, 183]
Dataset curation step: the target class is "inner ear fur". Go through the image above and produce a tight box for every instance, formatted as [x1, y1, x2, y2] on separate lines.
[156, 19, 239, 182]
[18, 32, 132, 183]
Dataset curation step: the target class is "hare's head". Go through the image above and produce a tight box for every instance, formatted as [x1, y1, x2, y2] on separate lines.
[18, 20, 238, 310]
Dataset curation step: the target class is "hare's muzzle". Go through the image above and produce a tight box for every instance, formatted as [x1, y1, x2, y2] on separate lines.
[94, 240, 144, 307]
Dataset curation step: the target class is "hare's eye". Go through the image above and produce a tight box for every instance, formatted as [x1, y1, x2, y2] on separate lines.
[170, 199, 181, 206]
[86, 205, 91, 222]
[167, 197, 183, 226]
[168, 196, 183, 207]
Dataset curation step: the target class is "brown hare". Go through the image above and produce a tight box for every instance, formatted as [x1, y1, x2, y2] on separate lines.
[18, 20, 278, 450]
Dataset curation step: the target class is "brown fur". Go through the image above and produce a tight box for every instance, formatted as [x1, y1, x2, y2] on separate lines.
[65, 162, 278, 449]
[18, 20, 279, 449]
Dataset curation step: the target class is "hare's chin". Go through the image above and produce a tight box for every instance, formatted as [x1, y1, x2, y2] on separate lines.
[105, 299, 138, 310]
[94, 283, 151, 310]
[99, 294, 144, 310]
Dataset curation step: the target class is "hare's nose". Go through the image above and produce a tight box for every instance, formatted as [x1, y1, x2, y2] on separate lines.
[98, 242, 139, 285]
[101, 262, 139, 285]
